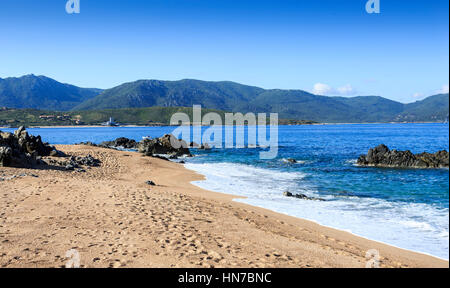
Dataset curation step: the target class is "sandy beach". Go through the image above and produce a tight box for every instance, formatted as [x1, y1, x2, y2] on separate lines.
[0, 145, 447, 268]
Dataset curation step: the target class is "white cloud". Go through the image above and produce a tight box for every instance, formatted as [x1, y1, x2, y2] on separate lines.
[411, 85, 448, 101]
[337, 84, 355, 96]
[312, 83, 357, 96]
[412, 92, 425, 99]
[438, 84, 449, 94]
[312, 83, 333, 95]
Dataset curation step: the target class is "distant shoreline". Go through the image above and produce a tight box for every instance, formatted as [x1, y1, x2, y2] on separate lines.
[1, 122, 448, 129]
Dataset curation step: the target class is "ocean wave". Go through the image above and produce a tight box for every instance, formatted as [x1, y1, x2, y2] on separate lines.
[185, 161, 449, 260]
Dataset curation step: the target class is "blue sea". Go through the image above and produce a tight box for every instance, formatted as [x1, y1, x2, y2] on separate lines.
[3, 124, 449, 259]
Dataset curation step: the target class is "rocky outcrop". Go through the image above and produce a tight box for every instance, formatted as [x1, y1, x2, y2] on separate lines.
[99, 137, 137, 149]
[77, 137, 137, 149]
[137, 134, 191, 157]
[0, 127, 61, 167]
[77, 135, 192, 159]
[76, 141, 98, 147]
[189, 142, 211, 150]
[0, 146, 13, 167]
[0, 173, 39, 182]
[43, 154, 101, 172]
[283, 191, 326, 201]
[64, 155, 101, 171]
[357, 144, 449, 168]
[199, 143, 211, 150]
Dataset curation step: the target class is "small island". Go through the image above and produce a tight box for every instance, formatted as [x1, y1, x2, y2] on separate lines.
[357, 144, 449, 169]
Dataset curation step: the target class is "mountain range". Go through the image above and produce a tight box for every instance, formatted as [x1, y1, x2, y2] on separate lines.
[1, 75, 448, 123]
[0, 75, 101, 111]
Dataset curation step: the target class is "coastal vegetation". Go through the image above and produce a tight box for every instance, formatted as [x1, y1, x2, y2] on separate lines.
[0, 107, 316, 127]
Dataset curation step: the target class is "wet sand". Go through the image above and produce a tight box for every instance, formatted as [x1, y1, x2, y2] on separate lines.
[0, 145, 447, 268]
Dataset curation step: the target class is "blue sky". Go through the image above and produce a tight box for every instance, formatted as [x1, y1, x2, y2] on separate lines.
[0, 0, 448, 102]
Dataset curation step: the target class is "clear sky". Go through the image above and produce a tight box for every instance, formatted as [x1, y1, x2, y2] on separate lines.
[0, 0, 448, 102]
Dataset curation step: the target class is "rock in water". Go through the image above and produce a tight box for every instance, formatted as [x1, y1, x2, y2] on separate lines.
[357, 144, 449, 168]
[189, 142, 211, 150]
[283, 191, 325, 201]
[189, 142, 200, 148]
[199, 143, 211, 150]
[0, 127, 61, 167]
[283, 191, 293, 197]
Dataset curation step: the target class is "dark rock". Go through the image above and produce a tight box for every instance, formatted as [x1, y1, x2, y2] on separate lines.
[72, 155, 101, 167]
[287, 158, 297, 164]
[65, 164, 75, 171]
[189, 142, 200, 148]
[283, 191, 293, 197]
[49, 149, 66, 157]
[146, 180, 156, 186]
[0, 127, 61, 167]
[152, 155, 170, 161]
[0, 146, 12, 167]
[179, 160, 185, 164]
[189, 142, 211, 150]
[61, 155, 101, 172]
[76, 141, 98, 147]
[0, 173, 39, 181]
[55, 154, 101, 171]
[199, 143, 211, 150]
[357, 144, 449, 168]
[99, 137, 137, 149]
[283, 191, 325, 201]
[137, 134, 191, 157]
[113, 137, 137, 149]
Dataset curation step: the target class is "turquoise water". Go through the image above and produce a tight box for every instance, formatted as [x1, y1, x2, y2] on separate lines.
[3, 124, 448, 259]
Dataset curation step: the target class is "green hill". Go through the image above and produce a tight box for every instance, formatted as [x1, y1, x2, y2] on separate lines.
[0, 75, 101, 111]
[73, 79, 448, 123]
[1, 75, 448, 123]
[396, 94, 449, 122]
[73, 79, 264, 112]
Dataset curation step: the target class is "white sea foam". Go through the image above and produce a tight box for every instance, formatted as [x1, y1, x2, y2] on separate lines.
[185, 162, 450, 260]
[281, 158, 307, 164]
